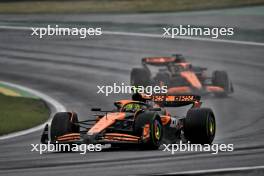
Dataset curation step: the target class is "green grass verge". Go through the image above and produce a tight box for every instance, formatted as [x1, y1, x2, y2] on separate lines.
[0, 0, 264, 13]
[0, 93, 50, 135]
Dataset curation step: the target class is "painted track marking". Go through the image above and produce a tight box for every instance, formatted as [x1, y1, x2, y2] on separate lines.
[160, 165, 264, 175]
[0, 25, 263, 46]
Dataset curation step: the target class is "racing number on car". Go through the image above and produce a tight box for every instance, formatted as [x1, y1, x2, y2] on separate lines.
[152, 95, 195, 102]
[153, 95, 165, 102]
[178, 95, 194, 101]
[165, 96, 175, 102]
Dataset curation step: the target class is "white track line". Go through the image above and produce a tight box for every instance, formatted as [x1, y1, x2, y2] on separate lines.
[0, 81, 66, 140]
[0, 25, 264, 47]
[162, 165, 264, 175]
[104, 31, 264, 47]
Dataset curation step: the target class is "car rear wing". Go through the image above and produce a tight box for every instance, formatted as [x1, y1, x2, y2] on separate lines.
[151, 95, 201, 107]
[142, 57, 177, 65]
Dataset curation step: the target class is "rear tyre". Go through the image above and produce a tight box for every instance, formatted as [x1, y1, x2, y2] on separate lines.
[50, 112, 79, 142]
[134, 112, 163, 150]
[130, 68, 150, 87]
[184, 108, 215, 144]
[212, 70, 229, 96]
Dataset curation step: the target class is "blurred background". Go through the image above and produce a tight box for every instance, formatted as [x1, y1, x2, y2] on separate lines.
[0, 0, 264, 13]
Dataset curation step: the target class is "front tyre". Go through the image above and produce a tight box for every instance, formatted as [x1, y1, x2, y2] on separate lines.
[184, 108, 215, 144]
[134, 112, 163, 150]
[50, 112, 79, 142]
[212, 70, 230, 96]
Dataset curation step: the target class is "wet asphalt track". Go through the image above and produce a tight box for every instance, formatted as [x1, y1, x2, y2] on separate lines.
[0, 8, 264, 176]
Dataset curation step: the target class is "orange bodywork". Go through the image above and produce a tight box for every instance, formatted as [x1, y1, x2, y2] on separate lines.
[168, 86, 192, 94]
[88, 112, 126, 135]
[160, 115, 171, 125]
[180, 71, 202, 89]
[144, 57, 176, 63]
[142, 124, 150, 140]
[103, 133, 140, 142]
[206, 86, 224, 92]
[104, 133, 140, 139]
[178, 62, 190, 69]
[193, 101, 202, 108]
[57, 133, 80, 142]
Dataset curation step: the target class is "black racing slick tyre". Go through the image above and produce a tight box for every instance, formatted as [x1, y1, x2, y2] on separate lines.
[184, 108, 215, 144]
[50, 112, 79, 141]
[130, 68, 150, 87]
[212, 70, 229, 96]
[134, 111, 163, 150]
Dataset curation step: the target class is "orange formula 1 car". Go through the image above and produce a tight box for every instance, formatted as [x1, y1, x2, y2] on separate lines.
[130, 54, 234, 96]
[41, 93, 216, 150]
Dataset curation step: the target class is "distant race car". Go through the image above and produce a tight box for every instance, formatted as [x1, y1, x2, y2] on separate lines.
[41, 93, 216, 150]
[130, 54, 234, 96]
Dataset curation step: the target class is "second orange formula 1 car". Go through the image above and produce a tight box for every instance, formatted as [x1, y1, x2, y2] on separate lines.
[41, 93, 216, 150]
[130, 54, 234, 97]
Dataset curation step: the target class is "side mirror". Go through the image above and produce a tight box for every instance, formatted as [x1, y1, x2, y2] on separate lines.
[91, 108, 101, 111]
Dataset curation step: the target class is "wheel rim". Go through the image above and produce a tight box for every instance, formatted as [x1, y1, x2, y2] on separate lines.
[208, 116, 215, 136]
[154, 120, 162, 140]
